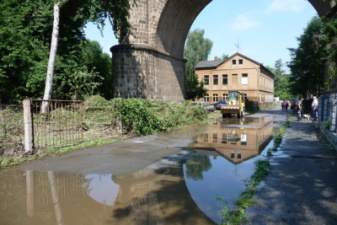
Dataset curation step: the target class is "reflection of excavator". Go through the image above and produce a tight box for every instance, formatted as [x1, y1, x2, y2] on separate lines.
[221, 91, 245, 118]
[223, 128, 244, 143]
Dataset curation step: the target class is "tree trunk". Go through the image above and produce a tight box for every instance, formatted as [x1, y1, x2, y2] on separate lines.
[41, 2, 60, 113]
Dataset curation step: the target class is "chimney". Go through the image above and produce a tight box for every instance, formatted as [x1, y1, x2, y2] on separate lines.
[214, 56, 218, 60]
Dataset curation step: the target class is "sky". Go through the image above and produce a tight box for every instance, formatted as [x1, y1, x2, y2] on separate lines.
[84, 0, 317, 71]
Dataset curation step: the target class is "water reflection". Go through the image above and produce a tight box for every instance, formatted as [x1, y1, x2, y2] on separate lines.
[0, 167, 216, 225]
[192, 116, 274, 164]
[85, 174, 119, 206]
[185, 154, 212, 180]
[183, 116, 275, 223]
[0, 116, 276, 225]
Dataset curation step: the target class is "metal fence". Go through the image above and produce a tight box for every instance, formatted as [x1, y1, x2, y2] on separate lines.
[319, 94, 337, 131]
[24, 100, 84, 151]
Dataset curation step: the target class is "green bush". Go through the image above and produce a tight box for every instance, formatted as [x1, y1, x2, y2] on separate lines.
[110, 98, 207, 136]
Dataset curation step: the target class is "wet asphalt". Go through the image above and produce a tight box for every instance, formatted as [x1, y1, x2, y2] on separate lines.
[19, 125, 201, 174]
[244, 108, 337, 225]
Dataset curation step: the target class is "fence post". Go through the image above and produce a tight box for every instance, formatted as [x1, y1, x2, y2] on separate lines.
[23, 99, 33, 153]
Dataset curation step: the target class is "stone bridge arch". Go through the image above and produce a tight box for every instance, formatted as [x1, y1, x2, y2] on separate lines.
[111, 0, 335, 101]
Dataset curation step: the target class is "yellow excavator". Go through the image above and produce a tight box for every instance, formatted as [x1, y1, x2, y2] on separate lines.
[220, 91, 245, 118]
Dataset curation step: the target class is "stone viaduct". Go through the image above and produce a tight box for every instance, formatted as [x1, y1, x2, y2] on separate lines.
[110, 0, 335, 102]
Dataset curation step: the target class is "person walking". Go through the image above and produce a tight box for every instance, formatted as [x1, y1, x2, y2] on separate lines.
[281, 100, 285, 111]
[297, 98, 304, 121]
[311, 96, 318, 121]
[285, 101, 289, 111]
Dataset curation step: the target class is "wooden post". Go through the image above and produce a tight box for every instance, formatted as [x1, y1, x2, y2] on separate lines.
[23, 99, 33, 153]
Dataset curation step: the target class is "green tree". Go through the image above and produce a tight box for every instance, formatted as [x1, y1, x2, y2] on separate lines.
[268, 59, 291, 100]
[83, 40, 113, 99]
[221, 54, 229, 60]
[288, 16, 325, 98]
[184, 29, 213, 100]
[322, 0, 337, 89]
[186, 75, 207, 100]
[0, 0, 134, 103]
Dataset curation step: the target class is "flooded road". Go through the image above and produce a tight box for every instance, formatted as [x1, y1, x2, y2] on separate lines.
[0, 112, 285, 225]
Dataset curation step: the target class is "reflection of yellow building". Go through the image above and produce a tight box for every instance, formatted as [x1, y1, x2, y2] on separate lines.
[193, 117, 273, 164]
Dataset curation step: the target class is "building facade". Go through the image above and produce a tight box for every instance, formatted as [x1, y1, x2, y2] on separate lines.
[195, 53, 275, 104]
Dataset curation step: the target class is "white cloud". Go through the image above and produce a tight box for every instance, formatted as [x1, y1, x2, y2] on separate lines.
[266, 0, 306, 13]
[231, 13, 259, 30]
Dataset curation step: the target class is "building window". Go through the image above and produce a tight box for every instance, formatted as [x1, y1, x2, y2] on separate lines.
[222, 94, 228, 100]
[213, 94, 218, 102]
[213, 75, 218, 85]
[213, 133, 217, 143]
[203, 133, 208, 142]
[241, 134, 247, 145]
[222, 74, 228, 85]
[242, 73, 248, 85]
[204, 94, 209, 102]
[222, 132, 227, 144]
[232, 74, 238, 85]
[204, 75, 209, 85]
[239, 59, 243, 64]
[232, 60, 236, 65]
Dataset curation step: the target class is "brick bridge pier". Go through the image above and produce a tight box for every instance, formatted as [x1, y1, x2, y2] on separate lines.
[110, 0, 334, 101]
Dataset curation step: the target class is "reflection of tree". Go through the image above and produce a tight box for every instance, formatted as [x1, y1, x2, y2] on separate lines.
[185, 155, 212, 180]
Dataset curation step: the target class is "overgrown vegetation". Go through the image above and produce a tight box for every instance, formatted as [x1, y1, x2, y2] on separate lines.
[217, 118, 290, 225]
[184, 29, 212, 100]
[0, 96, 208, 169]
[0, 0, 134, 103]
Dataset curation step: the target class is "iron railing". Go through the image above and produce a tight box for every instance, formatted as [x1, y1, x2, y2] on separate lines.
[29, 100, 84, 150]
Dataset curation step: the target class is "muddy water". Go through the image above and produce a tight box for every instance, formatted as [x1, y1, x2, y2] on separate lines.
[0, 115, 279, 225]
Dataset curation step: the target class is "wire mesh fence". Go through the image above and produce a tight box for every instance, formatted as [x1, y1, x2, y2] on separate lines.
[29, 100, 84, 150]
[1, 99, 122, 157]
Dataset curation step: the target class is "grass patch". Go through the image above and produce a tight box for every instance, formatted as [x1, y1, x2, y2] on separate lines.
[0, 139, 120, 169]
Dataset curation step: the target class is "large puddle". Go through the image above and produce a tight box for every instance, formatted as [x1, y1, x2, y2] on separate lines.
[0, 115, 279, 225]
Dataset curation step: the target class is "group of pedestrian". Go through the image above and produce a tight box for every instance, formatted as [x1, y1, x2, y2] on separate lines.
[281, 96, 318, 122]
[281, 100, 290, 111]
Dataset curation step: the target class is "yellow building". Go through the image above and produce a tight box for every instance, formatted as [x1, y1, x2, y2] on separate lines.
[195, 52, 274, 104]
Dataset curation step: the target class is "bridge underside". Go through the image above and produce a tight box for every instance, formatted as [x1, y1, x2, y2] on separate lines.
[111, 0, 333, 101]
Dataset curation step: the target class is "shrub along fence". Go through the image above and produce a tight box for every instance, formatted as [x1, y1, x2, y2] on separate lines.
[0, 104, 24, 156]
[1, 96, 207, 157]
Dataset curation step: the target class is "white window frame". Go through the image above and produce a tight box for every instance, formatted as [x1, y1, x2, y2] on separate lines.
[242, 73, 248, 85]
[204, 94, 209, 102]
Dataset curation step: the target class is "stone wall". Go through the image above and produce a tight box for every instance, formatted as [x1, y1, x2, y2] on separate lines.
[111, 44, 186, 101]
